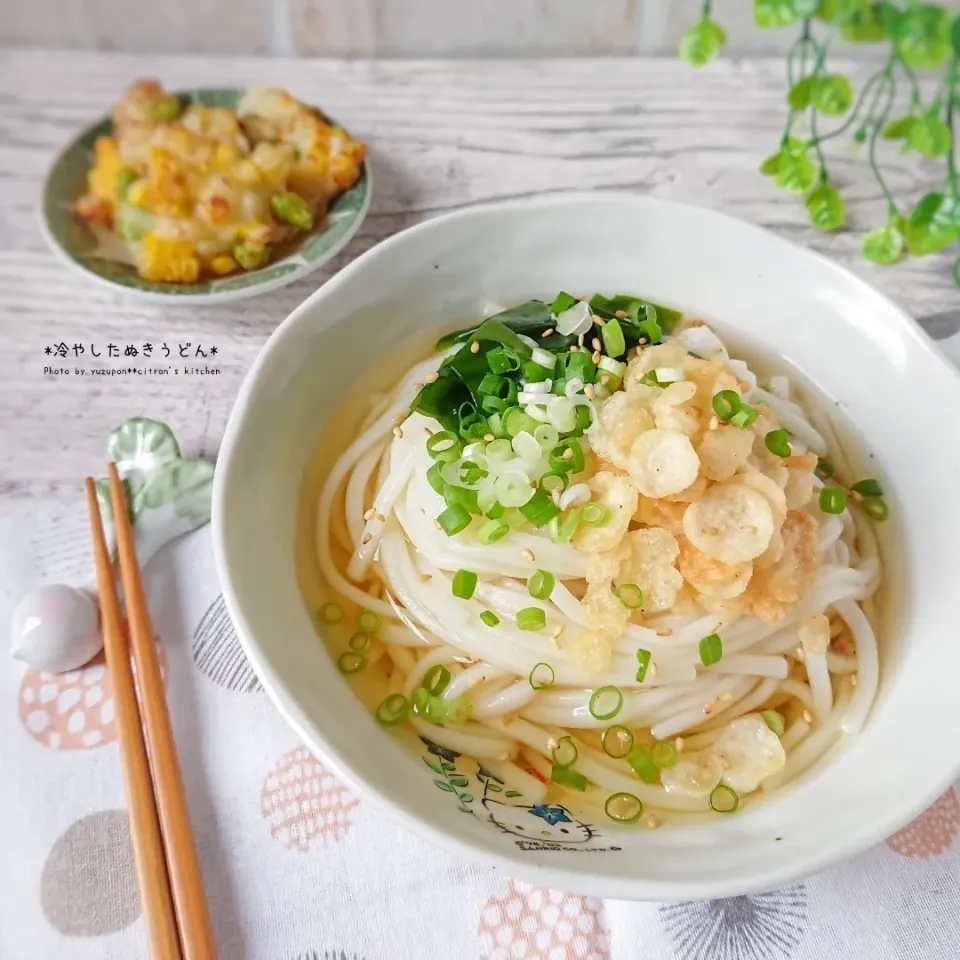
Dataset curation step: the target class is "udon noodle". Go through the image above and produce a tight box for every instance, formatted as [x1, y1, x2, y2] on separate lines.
[310, 293, 884, 824]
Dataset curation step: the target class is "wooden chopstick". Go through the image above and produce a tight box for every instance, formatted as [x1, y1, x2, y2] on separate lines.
[85, 479, 183, 960]
[107, 463, 218, 960]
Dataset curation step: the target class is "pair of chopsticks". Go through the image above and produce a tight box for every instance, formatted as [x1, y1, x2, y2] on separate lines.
[86, 464, 217, 960]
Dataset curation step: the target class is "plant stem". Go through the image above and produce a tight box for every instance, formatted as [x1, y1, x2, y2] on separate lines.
[866, 64, 899, 217]
[700, 0, 712, 18]
[947, 55, 958, 196]
[814, 73, 882, 144]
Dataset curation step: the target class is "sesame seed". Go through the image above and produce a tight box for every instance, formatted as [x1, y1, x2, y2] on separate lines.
[719, 692, 733, 702]
[595, 317, 606, 327]
[522, 548, 536, 562]
[541, 328, 554, 338]
[708, 416, 719, 430]
[375, 513, 385, 522]
[591, 351, 601, 364]
[552, 625, 564, 639]
[638, 337, 647, 345]
[425, 371, 439, 383]
[363, 508, 375, 521]
[649, 662, 659, 679]
[675, 737, 684, 752]
[656, 627, 673, 637]
[498, 753, 510, 761]
[703, 701, 716, 715]
[795, 647, 805, 662]
[591, 314, 603, 323]
[412, 382, 423, 390]
[561, 447, 573, 460]
[433, 520, 442, 530]
[484, 433, 495, 441]
[719, 756, 731, 769]
[803, 709, 813, 723]
[569, 345, 579, 353]
[600, 374, 610, 386]
[547, 737, 558, 750]
[361, 533, 372, 545]
[615, 310, 628, 319]
[584, 385, 596, 400]
[393, 426, 403, 438]
[416, 573, 431, 582]
[850, 674, 858, 687]
[470, 341, 480, 353]
[646, 815, 660, 829]
[578, 333, 585, 346]
[393, 413, 405, 424]
[591, 338, 601, 351]
[851, 490, 863, 501]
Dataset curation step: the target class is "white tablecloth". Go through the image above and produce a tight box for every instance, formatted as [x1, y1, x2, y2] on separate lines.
[1, 502, 958, 960]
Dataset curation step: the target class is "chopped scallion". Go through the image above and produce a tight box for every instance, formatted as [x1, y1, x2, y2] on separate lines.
[764, 428, 791, 457]
[551, 291, 578, 314]
[549, 438, 585, 474]
[852, 478, 883, 497]
[338, 651, 366, 674]
[650, 740, 679, 769]
[437, 504, 472, 535]
[503, 406, 538, 437]
[348, 632, 369, 651]
[709, 784, 740, 813]
[480, 610, 500, 627]
[411, 687, 430, 715]
[528, 662, 555, 690]
[426, 430, 461, 461]
[712, 390, 741, 421]
[581, 502, 609, 527]
[423, 664, 452, 696]
[604, 792, 643, 823]
[517, 607, 547, 631]
[452, 569, 478, 599]
[601, 724, 634, 759]
[815, 457, 835, 480]
[528, 569, 556, 600]
[443, 484, 480, 515]
[519, 486, 560, 527]
[699, 632, 723, 666]
[588, 685, 624, 721]
[637, 317, 662, 344]
[762, 709, 785, 737]
[487, 346, 521, 375]
[376, 693, 409, 725]
[446, 697, 472, 723]
[635, 648, 652, 683]
[616, 583, 643, 609]
[426, 461, 446, 494]
[317, 602, 343, 625]
[729, 403, 758, 429]
[862, 496, 889, 521]
[553, 508, 581, 543]
[627, 748, 659, 784]
[357, 609, 381, 633]
[601, 318, 626, 358]
[551, 735, 579, 767]
[477, 518, 510, 544]
[550, 764, 587, 791]
[819, 486, 847, 515]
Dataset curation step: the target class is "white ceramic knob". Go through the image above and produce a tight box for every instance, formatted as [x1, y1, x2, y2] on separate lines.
[10, 585, 102, 673]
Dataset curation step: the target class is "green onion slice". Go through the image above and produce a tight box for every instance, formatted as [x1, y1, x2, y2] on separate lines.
[551, 735, 578, 767]
[452, 569, 478, 599]
[338, 651, 366, 674]
[357, 609, 381, 633]
[553, 508, 582, 544]
[528, 662, 555, 690]
[604, 791, 644, 823]
[627, 748, 659, 784]
[446, 697, 472, 724]
[650, 739, 679, 769]
[519, 487, 560, 527]
[317, 602, 343, 625]
[852, 478, 883, 497]
[528, 569, 556, 600]
[480, 610, 500, 627]
[550, 764, 587, 791]
[764, 428, 791, 457]
[601, 724, 634, 759]
[549, 439, 585, 474]
[517, 607, 547, 631]
[426, 431, 461, 462]
[709, 784, 740, 813]
[423, 664, 452, 696]
[581, 502, 609, 527]
[375, 693, 409, 725]
[635, 648, 652, 683]
[862, 496, 889, 521]
[699, 633, 723, 667]
[712, 390, 741, 421]
[815, 457, 835, 480]
[426, 461, 446, 494]
[762, 710, 785, 737]
[437, 504, 472, 535]
[477, 518, 510, 544]
[616, 583, 643, 609]
[601, 318, 626, 358]
[819, 486, 847, 515]
[588, 685, 624, 721]
[348, 632, 369, 651]
[411, 687, 430, 715]
[729, 404, 758, 429]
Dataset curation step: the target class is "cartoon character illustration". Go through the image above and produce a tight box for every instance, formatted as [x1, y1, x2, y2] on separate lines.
[482, 798, 595, 845]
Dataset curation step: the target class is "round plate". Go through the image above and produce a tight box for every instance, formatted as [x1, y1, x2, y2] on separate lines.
[39, 88, 371, 305]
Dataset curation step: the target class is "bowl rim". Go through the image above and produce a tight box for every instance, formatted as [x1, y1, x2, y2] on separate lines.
[38, 86, 372, 305]
[213, 190, 960, 900]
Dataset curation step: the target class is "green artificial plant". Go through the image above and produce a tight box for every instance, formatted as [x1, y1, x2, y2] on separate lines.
[680, 1, 960, 286]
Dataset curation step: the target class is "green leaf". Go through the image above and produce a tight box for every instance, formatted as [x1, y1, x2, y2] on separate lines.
[423, 758, 445, 775]
[440, 760, 456, 771]
[754, 0, 805, 28]
[853, 126, 868, 143]
[679, 19, 726, 67]
[805, 184, 845, 230]
[458, 792, 474, 804]
[433, 779, 455, 792]
[504, 789, 523, 798]
[903, 113, 951, 157]
[952, 14, 960, 57]
[108, 417, 181, 467]
[759, 152, 781, 175]
[449, 775, 469, 787]
[881, 115, 917, 139]
[862, 224, 905, 264]
[954, 254, 960, 288]
[787, 77, 813, 110]
[906, 193, 960, 256]
[811, 74, 854, 115]
[487, 782, 503, 792]
[895, 5, 951, 70]
[776, 150, 818, 194]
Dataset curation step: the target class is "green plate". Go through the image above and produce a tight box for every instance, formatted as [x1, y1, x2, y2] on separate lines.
[40, 88, 371, 304]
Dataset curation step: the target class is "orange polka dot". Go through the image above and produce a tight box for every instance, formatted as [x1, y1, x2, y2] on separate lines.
[18, 641, 168, 751]
[478, 879, 609, 960]
[261, 747, 359, 851]
[887, 788, 960, 859]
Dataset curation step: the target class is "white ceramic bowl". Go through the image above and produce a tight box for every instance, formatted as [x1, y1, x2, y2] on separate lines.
[213, 192, 960, 900]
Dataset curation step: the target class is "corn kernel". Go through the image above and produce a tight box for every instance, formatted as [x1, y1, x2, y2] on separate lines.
[209, 255, 237, 276]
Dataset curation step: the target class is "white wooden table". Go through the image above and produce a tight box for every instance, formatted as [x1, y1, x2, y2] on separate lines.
[0, 49, 955, 517]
